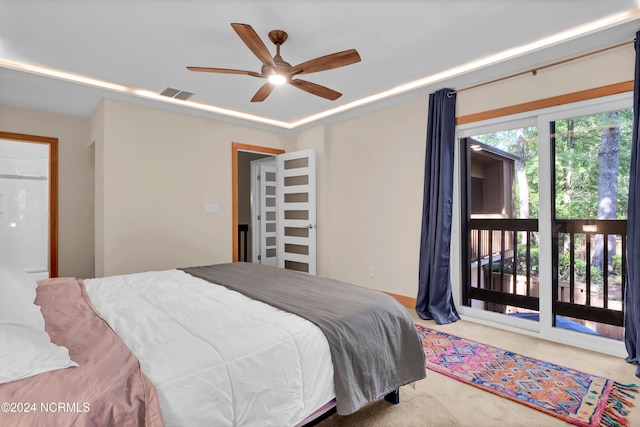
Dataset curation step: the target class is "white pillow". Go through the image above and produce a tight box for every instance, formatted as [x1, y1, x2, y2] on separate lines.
[0, 324, 79, 384]
[0, 265, 78, 384]
[0, 263, 37, 303]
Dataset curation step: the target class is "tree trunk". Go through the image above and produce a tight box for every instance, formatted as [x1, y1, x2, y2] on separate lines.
[592, 112, 620, 272]
[515, 129, 529, 244]
[563, 120, 574, 253]
[563, 119, 574, 206]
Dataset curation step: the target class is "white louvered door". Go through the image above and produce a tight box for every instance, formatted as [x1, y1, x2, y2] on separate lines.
[276, 149, 316, 275]
[259, 162, 278, 266]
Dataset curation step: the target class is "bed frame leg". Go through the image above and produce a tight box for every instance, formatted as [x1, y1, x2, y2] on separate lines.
[384, 389, 400, 404]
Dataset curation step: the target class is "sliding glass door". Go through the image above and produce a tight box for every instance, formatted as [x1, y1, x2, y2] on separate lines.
[457, 93, 632, 352]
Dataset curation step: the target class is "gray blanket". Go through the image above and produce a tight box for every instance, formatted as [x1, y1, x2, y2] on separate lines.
[181, 263, 426, 415]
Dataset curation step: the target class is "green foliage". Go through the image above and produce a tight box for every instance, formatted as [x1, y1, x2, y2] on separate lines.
[557, 252, 625, 290]
[590, 266, 604, 287]
[472, 109, 632, 221]
[490, 247, 619, 289]
[516, 245, 539, 276]
[473, 109, 631, 295]
[612, 254, 623, 276]
[553, 109, 632, 220]
[487, 245, 539, 277]
[558, 252, 589, 283]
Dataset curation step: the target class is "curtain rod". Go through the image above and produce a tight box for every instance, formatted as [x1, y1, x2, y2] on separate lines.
[454, 39, 634, 94]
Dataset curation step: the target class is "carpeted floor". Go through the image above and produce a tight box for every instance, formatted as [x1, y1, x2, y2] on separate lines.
[417, 324, 636, 426]
[316, 313, 640, 427]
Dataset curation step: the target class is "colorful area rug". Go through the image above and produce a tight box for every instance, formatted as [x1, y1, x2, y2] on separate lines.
[415, 324, 638, 427]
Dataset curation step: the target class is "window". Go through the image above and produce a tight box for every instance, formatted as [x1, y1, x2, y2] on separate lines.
[455, 92, 632, 355]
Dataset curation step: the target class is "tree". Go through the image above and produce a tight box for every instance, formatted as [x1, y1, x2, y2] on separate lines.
[591, 112, 620, 272]
[515, 128, 529, 220]
[515, 128, 530, 246]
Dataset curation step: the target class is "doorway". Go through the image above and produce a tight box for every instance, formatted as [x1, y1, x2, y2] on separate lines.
[238, 152, 275, 262]
[457, 93, 632, 355]
[0, 131, 58, 278]
[232, 142, 317, 274]
[232, 142, 284, 263]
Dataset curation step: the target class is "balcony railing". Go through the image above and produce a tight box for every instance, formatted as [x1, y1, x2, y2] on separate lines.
[466, 218, 539, 312]
[554, 219, 626, 327]
[466, 218, 626, 331]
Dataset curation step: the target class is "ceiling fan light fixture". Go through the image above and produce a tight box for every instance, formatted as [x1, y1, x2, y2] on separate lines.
[268, 73, 287, 85]
[187, 23, 361, 102]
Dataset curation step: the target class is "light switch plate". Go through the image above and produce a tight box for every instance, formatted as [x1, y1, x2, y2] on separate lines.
[205, 202, 219, 213]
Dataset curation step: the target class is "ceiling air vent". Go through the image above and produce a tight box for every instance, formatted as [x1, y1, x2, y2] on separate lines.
[160, 87, 194, 100]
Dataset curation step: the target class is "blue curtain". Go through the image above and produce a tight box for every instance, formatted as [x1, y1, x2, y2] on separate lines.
[416, 89, 460, 324]
[625, 32, 640, 377]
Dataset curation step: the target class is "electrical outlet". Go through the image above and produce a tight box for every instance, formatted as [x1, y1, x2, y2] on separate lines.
[368, 266, 375, 277]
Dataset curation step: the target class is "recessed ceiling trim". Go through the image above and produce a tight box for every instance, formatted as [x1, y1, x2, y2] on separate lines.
[289, 8, 640, 128]
[0, 58, 291, 128]
[1, 8, 639, 130]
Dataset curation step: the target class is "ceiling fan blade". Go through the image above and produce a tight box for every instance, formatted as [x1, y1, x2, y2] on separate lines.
[251, 82, 276, 102]
[289, 79, 342, 100]
[293, 49, 361, 75]
[186, 66, 262, 77]
[231, 23, 276, 69]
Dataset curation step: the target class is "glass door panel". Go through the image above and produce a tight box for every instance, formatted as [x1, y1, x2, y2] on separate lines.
[552, 109, 631, 339]
[462, 125, 540, 321]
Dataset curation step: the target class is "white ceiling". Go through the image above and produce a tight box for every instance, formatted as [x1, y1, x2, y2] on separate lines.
[2, 1, 640, 130]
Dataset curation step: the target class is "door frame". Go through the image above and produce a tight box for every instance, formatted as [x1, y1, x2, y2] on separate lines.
[0, 131, 58, 277]
[454, 89, 633, 357]
[232, 142, 285, 262]
[250, 156, 277, 265]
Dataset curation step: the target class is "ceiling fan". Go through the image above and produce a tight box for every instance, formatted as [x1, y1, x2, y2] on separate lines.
[187, 23, 361, 102]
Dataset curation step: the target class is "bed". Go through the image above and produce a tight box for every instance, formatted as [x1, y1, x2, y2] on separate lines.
[0, 262, 426, 426]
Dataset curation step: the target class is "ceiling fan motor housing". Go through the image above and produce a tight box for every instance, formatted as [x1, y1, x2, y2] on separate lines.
[268, 30, 288, 46]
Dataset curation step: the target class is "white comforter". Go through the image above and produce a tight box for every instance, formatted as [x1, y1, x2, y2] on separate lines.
[84, 269, 335, 427]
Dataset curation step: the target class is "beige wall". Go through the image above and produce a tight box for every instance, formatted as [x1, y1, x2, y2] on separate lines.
[456, 43, 634, 117]
[0, 105, 94, 279]
[92, 99, 291, 277]
[309, 100, 429, 297]
[310, 42, 634, 301]
[1, 40, 634, 299]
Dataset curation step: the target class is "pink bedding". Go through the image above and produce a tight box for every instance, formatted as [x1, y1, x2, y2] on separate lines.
[0, 277, 164, 427]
